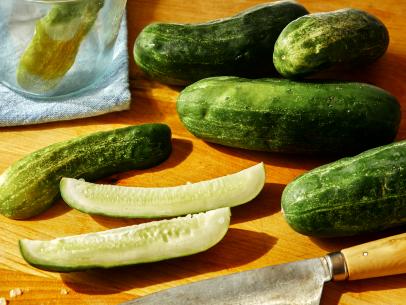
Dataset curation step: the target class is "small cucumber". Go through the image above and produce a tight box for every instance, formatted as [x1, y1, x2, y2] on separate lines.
[19, 207, 231, 272]
[282, 141, 406, 237]
[273, 8, 389, 78]
[134, 0, 308, 85]
[177, 77, 400, 154]
[60, 163, 265, 218]
[0, 124, 172, 219]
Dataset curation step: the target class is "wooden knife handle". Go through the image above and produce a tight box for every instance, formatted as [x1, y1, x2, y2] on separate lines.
[341, 232, 406, 280]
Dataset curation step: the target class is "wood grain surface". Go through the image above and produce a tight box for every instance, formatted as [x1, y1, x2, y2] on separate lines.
[1, 0, 406, 304]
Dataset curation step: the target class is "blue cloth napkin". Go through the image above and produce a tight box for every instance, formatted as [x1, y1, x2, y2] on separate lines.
[0, 14, 131, 127]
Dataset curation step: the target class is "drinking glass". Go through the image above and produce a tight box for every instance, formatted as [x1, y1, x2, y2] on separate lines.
[0, 0, 127, 98]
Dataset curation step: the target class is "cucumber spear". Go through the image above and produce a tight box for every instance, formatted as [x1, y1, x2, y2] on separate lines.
[17, 0, 104, 93]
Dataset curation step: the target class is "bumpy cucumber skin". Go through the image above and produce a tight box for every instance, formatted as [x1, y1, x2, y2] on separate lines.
[282, 141, 406, 237]
[273, 8, 390, 78]
[177, 77, 400, 154]
[0, 124, 172, 219]
[134, 1, 308, 85]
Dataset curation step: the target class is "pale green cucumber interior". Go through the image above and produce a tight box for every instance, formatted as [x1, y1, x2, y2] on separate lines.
[19, 207, 231, 271]
[60, 163, 265, 218]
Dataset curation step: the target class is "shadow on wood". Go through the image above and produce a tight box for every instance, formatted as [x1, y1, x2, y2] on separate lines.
[27, 199, 72, 221]
[309, 225, 406, 253]
[206, 141, 337, 171]
[231, 182, 285, 224]
[322, 274, 406, 305]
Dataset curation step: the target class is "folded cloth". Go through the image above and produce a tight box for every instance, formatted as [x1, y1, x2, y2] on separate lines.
[0, 14, 131, 127]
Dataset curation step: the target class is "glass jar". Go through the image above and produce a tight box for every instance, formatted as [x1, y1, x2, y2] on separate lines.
[0, 0, 127, 98]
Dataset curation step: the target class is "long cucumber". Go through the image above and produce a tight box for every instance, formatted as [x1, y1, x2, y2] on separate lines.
[177, 77, 400, 154]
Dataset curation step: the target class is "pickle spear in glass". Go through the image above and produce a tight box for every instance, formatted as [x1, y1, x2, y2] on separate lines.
[17, 0, 104, 94]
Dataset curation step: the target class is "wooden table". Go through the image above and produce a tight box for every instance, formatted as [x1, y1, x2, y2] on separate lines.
[1, 0, 405, 304]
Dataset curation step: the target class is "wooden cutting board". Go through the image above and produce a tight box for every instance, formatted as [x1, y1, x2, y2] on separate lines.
[1, 0, 406, 304]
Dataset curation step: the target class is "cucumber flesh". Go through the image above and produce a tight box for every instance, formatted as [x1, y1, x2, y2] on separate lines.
[19, 207, 231, 272]
[60, 163, 265, 218]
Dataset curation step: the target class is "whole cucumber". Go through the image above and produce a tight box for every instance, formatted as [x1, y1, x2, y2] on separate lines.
[282, 140, 406, 237]
[177, 77, 400, 154]
[273, 8, 389, 78]
[134, 1, 309, 85]
[0, 124, 172, 219]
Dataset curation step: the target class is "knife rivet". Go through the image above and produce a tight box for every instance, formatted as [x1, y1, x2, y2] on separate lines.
[363, 252, 368, 256]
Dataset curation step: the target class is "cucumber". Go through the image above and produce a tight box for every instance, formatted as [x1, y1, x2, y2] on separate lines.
[60, 163, 265, 218]
[177, 76, 400, 154]
[19, 207, 230, 272]
[0, 124, 172, 220]
[17, 0, 104, 93]
[273, 8, 389, 78]
[134, 1, 308, 85]
[282, 141, 406, 237]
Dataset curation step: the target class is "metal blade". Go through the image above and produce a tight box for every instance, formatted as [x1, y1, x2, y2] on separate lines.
[121, 257, 332, 305]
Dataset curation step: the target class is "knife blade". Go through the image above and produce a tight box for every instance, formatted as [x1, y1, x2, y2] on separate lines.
[120, 232, 406, 305]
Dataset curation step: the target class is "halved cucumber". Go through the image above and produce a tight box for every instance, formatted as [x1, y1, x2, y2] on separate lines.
[60, 163, 265, 218]
[19, 208, 231, 272]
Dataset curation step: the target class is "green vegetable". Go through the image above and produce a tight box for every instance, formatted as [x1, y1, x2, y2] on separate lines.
[134, 0, 308, 85]
[282, 141, 406, 237]
[60, 163, 265, 218]
[273, 8, 389, 78]
[0, 124, 172, 220]
[177, 76, 400, 154]
[19, 207, 230, 272]
[17, 0, 105, 93]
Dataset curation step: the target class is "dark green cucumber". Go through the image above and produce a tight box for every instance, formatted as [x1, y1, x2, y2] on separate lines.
[134, 1, 308, 85]
[282, 140, 406, 237]
[177, 77, 400, 154]
[0, 124, 172, 219]
[273, 8, 389, 78]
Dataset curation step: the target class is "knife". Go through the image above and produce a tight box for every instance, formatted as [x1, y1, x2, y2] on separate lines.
[120, 232, 406, 305]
